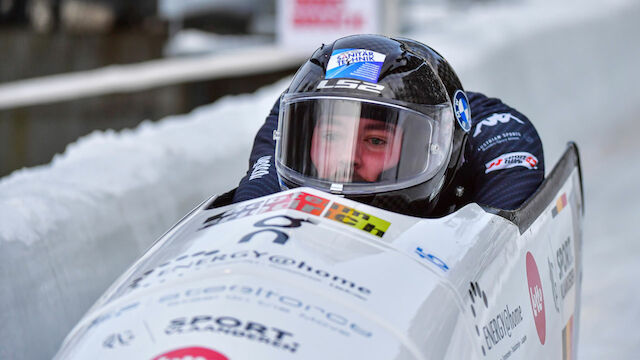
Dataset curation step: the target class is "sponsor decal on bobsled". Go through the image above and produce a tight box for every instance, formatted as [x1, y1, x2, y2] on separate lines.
[547, 236, 576, 314]
[485, 152, 538, 173]
[87, 302, 140, 331]
[290, 192, 330, 215]
[158, 283, 373, 338]
[165, 315, 299, 353]
[547, 258, 561, 313]
[202, 193, 299, 229]
[326, 48, 386, 83]
[468, 281, 524, 357]
[562, 315, 575, 360]
[102, 330, 134, 349]
[556, 237, 575, 300]
[325, 202, 390, 237]
[152, 346, 229, 360]
[414, 247, 449, 272]
[202, 191, 391, 238]
[473, 113, 524, 137]
[129, 248, 372, 300]
[551, 193, 568, 218]
[526, 252, 546, 345]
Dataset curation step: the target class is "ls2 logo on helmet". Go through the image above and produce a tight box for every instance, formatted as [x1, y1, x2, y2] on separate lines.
[317, 79, 384, 94]
[453, 90, 471, 132]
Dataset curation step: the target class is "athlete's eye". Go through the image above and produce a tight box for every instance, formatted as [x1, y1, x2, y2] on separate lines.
[367, 137, 387, 146]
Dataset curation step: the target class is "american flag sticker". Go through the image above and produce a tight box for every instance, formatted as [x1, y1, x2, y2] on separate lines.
[551, 193, 568, 218]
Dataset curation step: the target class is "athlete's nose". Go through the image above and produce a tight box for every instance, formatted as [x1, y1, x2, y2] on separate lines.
[338, 146, 362, 169]
[329, 146, 358, 181]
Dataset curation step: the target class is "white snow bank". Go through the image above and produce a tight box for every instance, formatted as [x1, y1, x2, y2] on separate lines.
[0, 78, 289, 359]
[0, 78, 289, 246]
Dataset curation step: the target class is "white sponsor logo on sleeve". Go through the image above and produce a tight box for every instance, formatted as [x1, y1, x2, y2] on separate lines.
[474, 113, 524, 137]
[485, 152, 538, 173]
[249, 155, 271, 180]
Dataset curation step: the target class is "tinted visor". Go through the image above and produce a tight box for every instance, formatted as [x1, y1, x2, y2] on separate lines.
[276, 96, 453, 194]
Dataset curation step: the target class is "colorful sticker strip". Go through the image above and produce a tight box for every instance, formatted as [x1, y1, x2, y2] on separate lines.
[202, 192, 391, 238]
[562, 315, 574, 360]
[324, 202, 390, 238]
[551, 193, 568, 218]
[289, 192, 329, 215]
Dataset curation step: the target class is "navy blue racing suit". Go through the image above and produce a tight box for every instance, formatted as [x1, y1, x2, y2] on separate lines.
[231, 92, 544, 213]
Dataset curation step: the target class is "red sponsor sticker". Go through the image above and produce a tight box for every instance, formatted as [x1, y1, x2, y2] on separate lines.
[525, 156, 538, 167]
[526, 252, 546, 345]
[293, 0, 364, 28]
[152, 346, 228, 360]
[289, 192, 330, 215]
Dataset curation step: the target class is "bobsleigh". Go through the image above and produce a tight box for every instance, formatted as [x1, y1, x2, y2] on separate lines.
[54, 143, 584, 360]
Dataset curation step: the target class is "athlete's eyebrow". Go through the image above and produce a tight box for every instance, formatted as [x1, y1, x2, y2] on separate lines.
[363, 121, 396, 131]
[317, 117, 346, 127]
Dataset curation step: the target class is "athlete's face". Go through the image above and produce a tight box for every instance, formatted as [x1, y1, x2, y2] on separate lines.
[310, 116, 403, 182]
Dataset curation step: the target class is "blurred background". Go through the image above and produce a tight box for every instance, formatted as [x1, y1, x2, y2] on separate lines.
[1, 0, 640, 359]
[0, 0, 283, 176]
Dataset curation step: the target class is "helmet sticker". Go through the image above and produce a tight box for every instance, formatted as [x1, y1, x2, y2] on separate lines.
[453, 90, 471, 132]
[326, 48, 386, 83]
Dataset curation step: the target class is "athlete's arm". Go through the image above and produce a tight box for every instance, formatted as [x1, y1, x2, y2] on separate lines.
[465, 92, 545, 210]
[231, 96, 283, 203]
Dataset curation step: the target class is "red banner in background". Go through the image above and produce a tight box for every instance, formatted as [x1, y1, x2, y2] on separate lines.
[293, 0, 363, 28]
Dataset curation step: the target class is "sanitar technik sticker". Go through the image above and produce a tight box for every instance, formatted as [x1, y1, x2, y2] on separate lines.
[326, 48, 386, 83]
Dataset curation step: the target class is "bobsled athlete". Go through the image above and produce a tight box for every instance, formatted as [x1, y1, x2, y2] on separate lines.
[232, 34, 544, 217]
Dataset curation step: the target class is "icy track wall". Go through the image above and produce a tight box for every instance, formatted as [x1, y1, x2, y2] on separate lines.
[1, 2, 639, 359]
[0, 84, 289, 360]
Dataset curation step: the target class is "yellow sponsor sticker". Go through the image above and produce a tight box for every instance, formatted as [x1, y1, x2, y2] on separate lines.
[324, 202, 390, 237]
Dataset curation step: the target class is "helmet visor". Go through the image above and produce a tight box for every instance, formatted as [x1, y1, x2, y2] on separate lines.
[276, 95, 453, 194]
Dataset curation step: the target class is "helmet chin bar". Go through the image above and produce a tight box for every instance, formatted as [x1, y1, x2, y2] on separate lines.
[329, 183, 344, 193]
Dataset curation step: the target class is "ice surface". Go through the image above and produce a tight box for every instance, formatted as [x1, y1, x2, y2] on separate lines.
[2, 0, 640, 358]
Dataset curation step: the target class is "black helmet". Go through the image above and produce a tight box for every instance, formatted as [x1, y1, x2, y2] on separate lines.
[274, 34, 471, 217]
